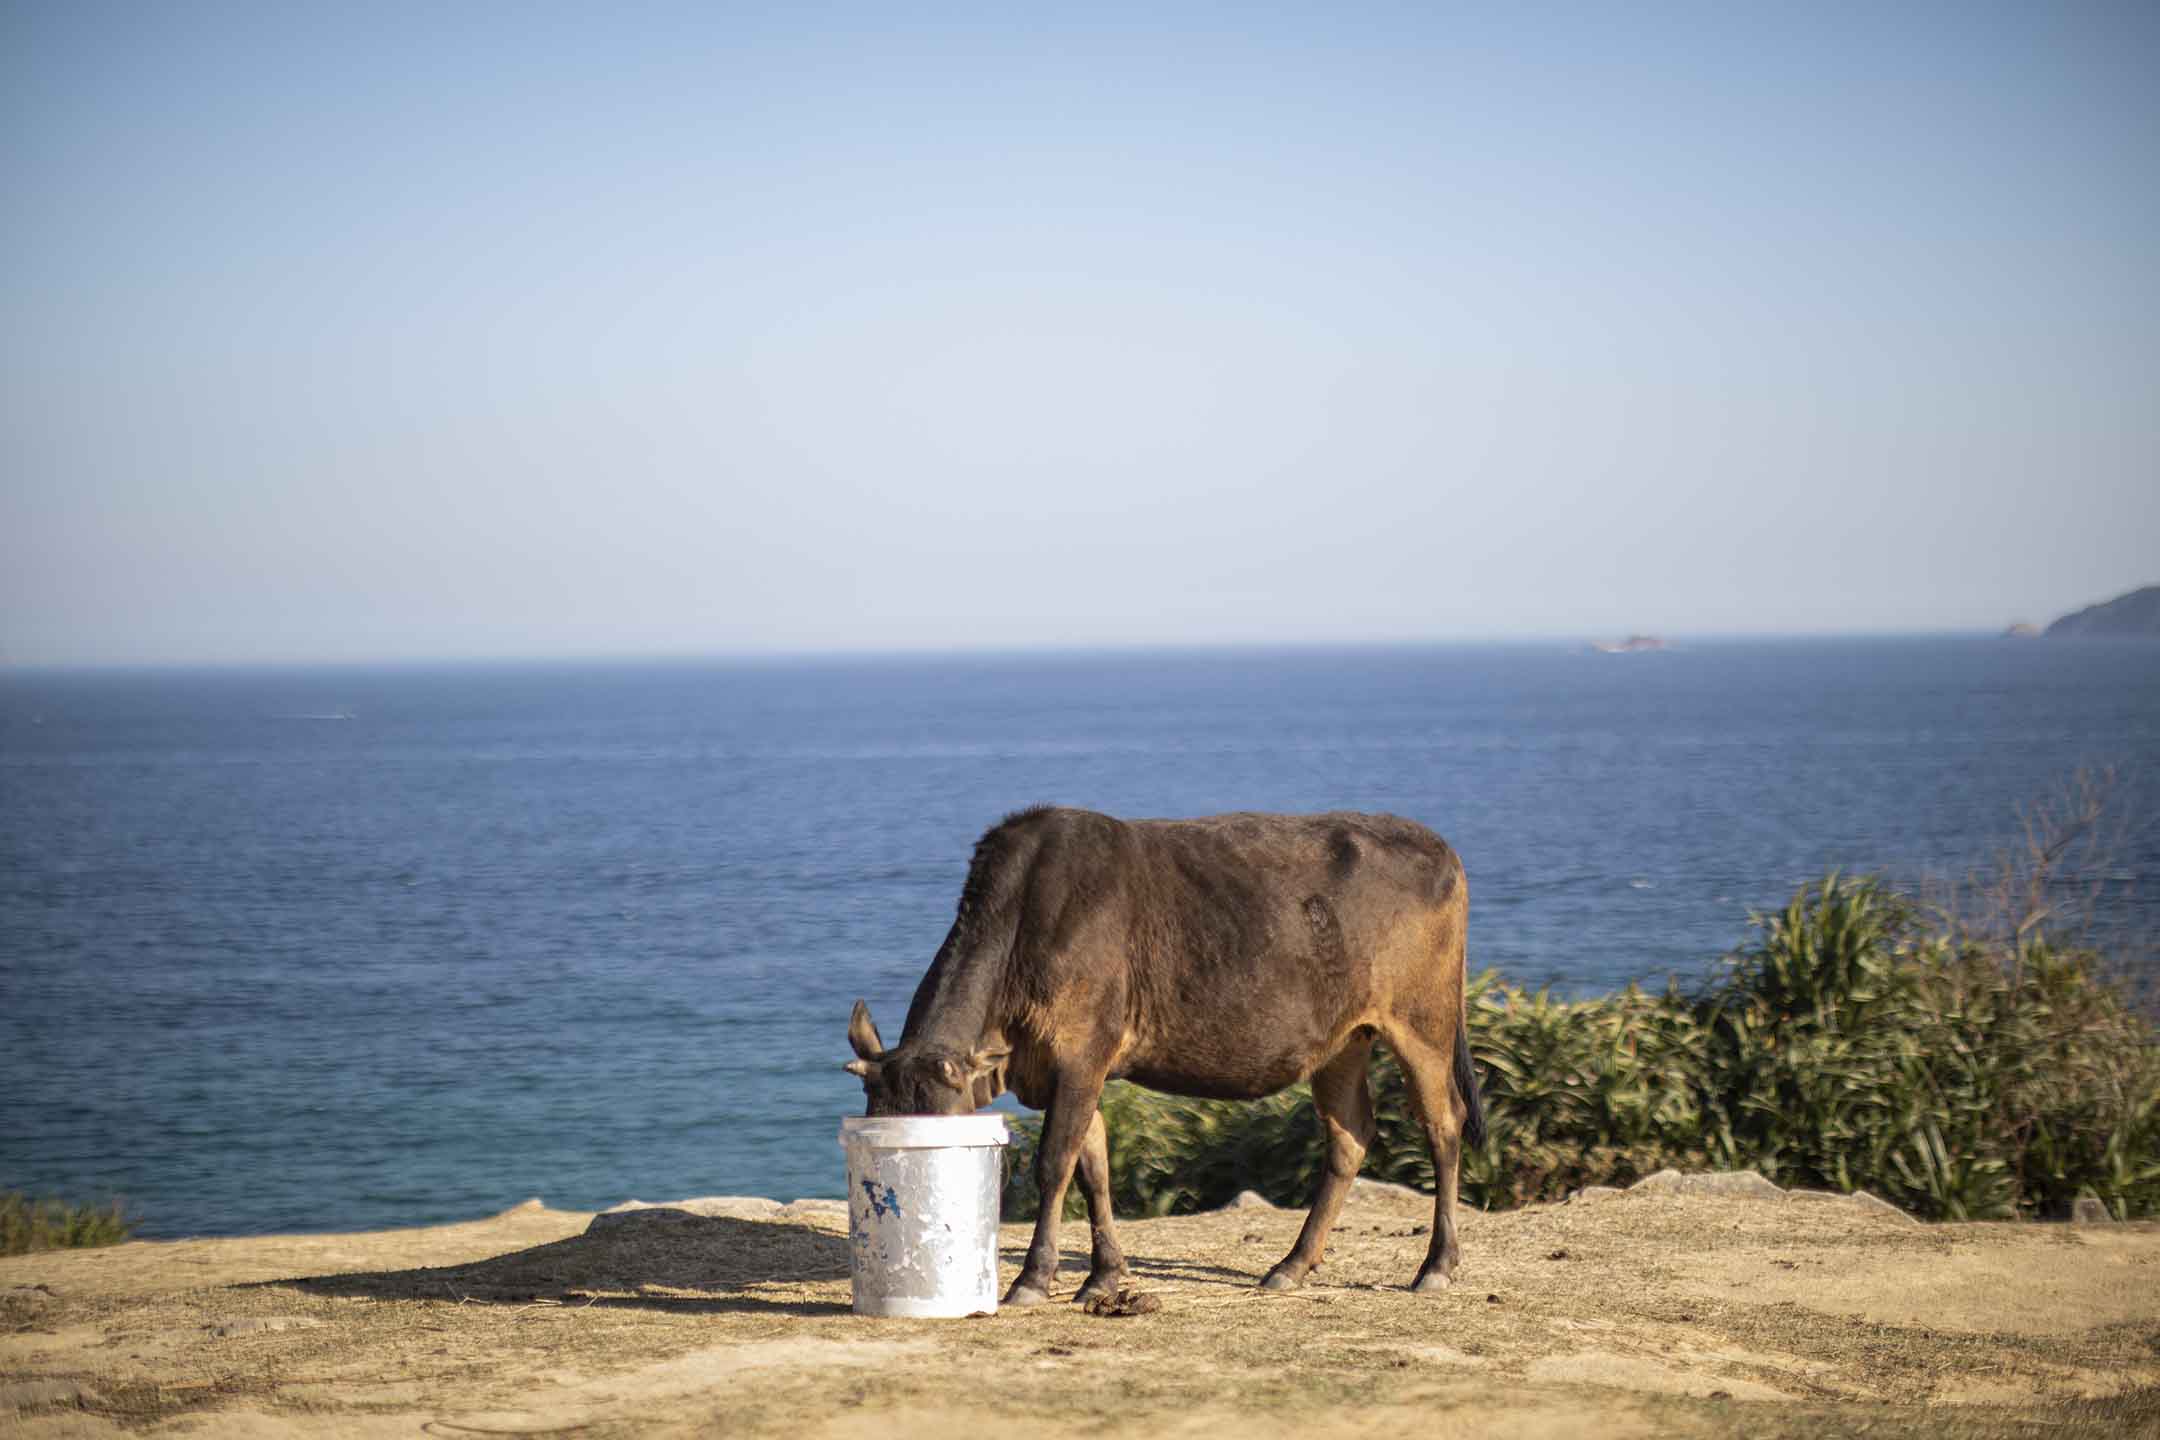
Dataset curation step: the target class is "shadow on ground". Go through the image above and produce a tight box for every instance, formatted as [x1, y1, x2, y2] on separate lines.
[1017, 1250, 1267, 1290]
[260, 1210, 854, 1316]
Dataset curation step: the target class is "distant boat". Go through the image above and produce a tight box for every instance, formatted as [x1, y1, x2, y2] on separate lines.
[1591, 635, 1666, 654]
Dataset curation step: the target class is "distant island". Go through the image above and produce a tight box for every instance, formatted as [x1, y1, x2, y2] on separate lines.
[2045, 585, 2160, 638]
[1591, 634, 1666, 654]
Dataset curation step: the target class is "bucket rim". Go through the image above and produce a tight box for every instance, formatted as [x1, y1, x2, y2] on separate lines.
[838, 1113, 1011, 1148]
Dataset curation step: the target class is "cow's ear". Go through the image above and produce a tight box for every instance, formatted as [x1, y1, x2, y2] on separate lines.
[843, 1058, 880, 1084]
[963, 1047, 1009, 1107]
[848, 1000, 886, 1061]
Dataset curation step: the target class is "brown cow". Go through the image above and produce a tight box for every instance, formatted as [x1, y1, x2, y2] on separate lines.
[844, 806, 1484, 1306]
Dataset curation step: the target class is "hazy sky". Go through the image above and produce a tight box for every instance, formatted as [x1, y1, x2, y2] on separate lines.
[4, 1, 2156, 664]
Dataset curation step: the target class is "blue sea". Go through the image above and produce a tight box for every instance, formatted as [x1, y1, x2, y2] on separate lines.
[4, 639, 2157, 1239]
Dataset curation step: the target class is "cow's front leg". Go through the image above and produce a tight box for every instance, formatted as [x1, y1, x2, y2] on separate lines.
[1070, 1106, 1128, 1305]
[1007, 1078, 1102, 1307]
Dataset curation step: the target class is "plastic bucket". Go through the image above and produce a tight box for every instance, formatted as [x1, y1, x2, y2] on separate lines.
[838, 1113, 1009, 1318]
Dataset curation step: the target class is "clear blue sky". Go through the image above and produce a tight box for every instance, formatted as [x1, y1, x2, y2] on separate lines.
[5, 1, 2155, 664]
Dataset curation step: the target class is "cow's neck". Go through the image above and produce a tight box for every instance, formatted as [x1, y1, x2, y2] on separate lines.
[899, 934, 1004, 1056]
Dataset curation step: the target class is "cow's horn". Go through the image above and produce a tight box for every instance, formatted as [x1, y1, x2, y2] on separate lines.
[848, 999, 886, 1061]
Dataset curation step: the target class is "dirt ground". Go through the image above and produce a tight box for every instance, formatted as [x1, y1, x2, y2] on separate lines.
[4, 1178, 2156, 1439]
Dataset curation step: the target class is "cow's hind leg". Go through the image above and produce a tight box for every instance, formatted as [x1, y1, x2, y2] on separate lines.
[1007, 1073, 1107, 1307]
[1071, 1106, 1129, 1305]
[1262, 1036, 1376, 1291]
[1386, 1025, 1467, 1293]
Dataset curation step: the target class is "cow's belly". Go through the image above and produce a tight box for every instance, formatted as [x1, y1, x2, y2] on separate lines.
[1116, 1059, 1314, 1102]
[1115, 1013, 1365, 1101]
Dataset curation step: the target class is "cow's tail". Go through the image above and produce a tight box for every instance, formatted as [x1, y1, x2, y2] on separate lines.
[1453, 1012, 1486, 1150]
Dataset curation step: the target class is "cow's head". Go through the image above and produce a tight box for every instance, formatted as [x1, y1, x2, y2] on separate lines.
[844, 999, 1007, 1116]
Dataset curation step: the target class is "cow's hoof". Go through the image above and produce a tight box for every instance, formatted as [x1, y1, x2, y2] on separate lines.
[1410, 1270, 1454, 1294]
[1258, 1266, 1305, 1292]
[1072, 1273, 1127, 1306]
[1003, 1282, 1052, 1308]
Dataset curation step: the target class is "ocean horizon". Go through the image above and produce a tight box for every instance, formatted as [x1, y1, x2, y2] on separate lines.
[5, 626, 2119, 673]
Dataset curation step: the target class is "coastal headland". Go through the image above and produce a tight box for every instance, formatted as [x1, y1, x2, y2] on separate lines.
[5, 1175, 2154, 1438]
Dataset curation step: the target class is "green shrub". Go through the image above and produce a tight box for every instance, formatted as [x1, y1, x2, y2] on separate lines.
[1703, 875, 2160, 1220]
[1, 1192, 133, 1255]
[1003, 873, 2160, 1224]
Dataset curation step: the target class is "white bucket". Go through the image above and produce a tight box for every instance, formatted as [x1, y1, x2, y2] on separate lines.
[838, 1113, 1009, 1318]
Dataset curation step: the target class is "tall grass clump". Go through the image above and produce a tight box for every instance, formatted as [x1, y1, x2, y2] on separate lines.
[1004, 873, 2160, 1224]
[1698, 874, 2160, 1219]
[1, 1192, 133, 1255]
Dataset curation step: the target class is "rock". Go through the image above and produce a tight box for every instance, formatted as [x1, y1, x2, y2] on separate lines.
[590, 1196, 784, 1230]
[1787, 1187, 1922, 1223]
[1629, 1170, 1785, 1201]
[1847, 1191, 1920, 1225]
[1691, 1172, 1787, 1201]
[1224, 1190, 1276, 1211]
[1570, 1186, 1624, 1205]
[590, 1195, 845, 1230]
[2071, 1197, 2114, 1225]
[1349, 1178, 1429, 1205]
[779, 1198, 848, 1219]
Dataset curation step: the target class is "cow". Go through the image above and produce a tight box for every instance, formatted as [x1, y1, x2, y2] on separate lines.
[843, 805, 1485, 1307]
